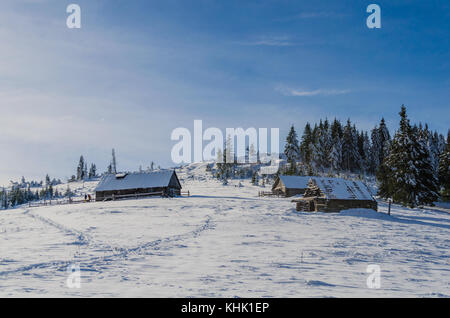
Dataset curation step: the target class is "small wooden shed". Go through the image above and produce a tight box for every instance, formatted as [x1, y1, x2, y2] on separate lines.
[272, 175, 312, 197]
[95, 170, 182, 201]
[292, 177, 377, 213]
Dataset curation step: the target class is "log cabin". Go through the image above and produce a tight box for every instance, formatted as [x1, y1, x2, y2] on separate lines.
[272, 175, 312, 197]
[292, 177, 377, 213]
[95, 170, 182, 201]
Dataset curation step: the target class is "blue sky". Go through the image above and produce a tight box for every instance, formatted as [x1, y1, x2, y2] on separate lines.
[0, 0, 449, 185]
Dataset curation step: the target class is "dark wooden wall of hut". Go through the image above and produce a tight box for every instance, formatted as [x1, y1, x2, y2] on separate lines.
[296, 198, 377, 213]
[96, 186, 181, 201]
[272, 184, 306, 197]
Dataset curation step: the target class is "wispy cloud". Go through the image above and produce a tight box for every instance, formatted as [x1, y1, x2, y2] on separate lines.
[274, 11, 349, 22]
[234, 35, 294, 47]
[276, 86, 351, 97]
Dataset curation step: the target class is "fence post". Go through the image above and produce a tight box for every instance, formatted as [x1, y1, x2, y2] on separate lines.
[388, 199, 391, 216]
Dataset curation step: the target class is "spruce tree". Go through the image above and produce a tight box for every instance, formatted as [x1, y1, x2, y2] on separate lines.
[65, 185, 73, 198]
[284, 125, 300, 174]
[414, 125, 439, 205]
[330, 135, 342, 172]
[245, 146, 249, 163]
[313, 119, 332, 171]
[1, 188, 8, 209]
[342, 119, 359, 172]
[251, 171, 258, 185]
[218, 139, 233, 183]
[216, 148, 223, 179]
[370, 125, 381, 174]
[352, 125, 362, 172]
[88, 164, 97, 178]
[329, 119, 343, 172]
[379, 105, 424, 207]
[77, 156, 85, 180]
[330, 118, 343, 140]
[249, 143, 257, 164]
[378, 118, 391, 164]
[83, 163, 88, 180]
[361, 132, 371, 174]
[439, 130, 450, 199]
[225, 135, 233, 165]
[300, 123, 313, 165]
[422, 124, 439, 180]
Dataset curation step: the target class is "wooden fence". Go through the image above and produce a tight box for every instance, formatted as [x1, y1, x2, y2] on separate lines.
[102, 191, 164, 201]
[258, 191, 282, 197]
[27, 190, 191, 207]
[103, 190, 191, 201]
[28, 198, 90, 207]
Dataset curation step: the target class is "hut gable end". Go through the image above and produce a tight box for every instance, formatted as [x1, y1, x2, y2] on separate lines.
[272, 175, 312, 197]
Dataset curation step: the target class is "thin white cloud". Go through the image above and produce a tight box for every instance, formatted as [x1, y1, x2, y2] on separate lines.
[276, 86, 351, 97]
[296, 12, 348, 19]
[235, 35, 294, 47]
[274, 11, 349, 22]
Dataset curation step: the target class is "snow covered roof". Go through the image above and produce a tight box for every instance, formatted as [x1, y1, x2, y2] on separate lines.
[311, 177, 374, 201]
[95, 170, 180, 192]
[260, 165, 280, 175]
[267, 158, 286, 166]
[259, 159, 287, 175]
[278, 176, 311, 189]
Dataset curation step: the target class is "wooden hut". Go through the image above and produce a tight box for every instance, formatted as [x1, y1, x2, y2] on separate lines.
[292, 177, 377, 213]
[95, 170, 182, 201]
[272, 176, 312, 197]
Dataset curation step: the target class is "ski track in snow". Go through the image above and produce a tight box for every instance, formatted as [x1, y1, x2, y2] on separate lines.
[0, 162, 449, 297]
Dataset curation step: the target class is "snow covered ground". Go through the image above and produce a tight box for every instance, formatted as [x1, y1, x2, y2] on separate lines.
[0, 163, 449, 297]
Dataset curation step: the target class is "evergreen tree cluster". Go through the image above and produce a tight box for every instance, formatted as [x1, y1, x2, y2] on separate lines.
[214, 135, 259, 184]
[290, 118, 391, 176]
[74, 155, 97, 181]
[285, 125, 301, 174]
[377, 106, 447, 207]
[215, 138, 234, 184]
[284, 105, 448, 207]
[439, 131, 450, 199]
[1, 174, 70, 210]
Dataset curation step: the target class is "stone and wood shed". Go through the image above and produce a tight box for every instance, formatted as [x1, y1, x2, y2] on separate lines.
[272, 175, 312, 197]
[95, 170, 182, 201]
[292, 177, 377, 213]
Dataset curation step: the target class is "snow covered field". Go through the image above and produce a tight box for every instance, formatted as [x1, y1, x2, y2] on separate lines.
[0, 165, 449, 297]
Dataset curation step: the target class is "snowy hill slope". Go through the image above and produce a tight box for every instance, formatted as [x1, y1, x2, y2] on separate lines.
[0, 164, 449, 297]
